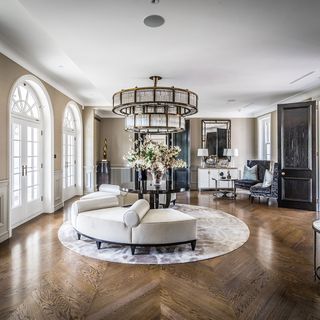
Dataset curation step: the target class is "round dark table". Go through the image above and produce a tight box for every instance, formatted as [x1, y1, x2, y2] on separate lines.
[120, 180, 189, 209]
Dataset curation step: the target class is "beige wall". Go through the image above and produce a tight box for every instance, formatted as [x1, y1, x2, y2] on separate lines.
[94, 117, 101, 163]
[0, 53, 80, 180]
[99, 117, 257, 172]
[271, 110, 278, 162]
[99, 118, 132, 166]
[190, 118, 257, 170]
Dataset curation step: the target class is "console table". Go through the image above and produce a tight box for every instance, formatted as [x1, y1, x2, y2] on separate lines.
[198, 167, 239, 191]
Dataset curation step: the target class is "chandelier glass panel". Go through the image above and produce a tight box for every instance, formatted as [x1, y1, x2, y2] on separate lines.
[112, 76, 198, 133]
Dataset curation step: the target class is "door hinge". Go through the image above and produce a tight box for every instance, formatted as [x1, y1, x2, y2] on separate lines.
[74, 137, 76, 141]
[74, 184, 76, 187]
[41, 163, 43, 168]
[41, 130, 43, 136]
[74, 160, 76, 164]
[41, 196, 43, 201]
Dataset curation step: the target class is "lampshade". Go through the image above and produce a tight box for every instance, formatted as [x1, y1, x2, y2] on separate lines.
[233, 148, 239, 157]
[223, 148, 239, 157]
[197, 148, 208, 157]
[223, 148, 233, 157]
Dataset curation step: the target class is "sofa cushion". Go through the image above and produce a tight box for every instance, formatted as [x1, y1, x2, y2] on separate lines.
[123, 199, 150, 227]
[132, 209, 197, 244]
[243, 165, 258, 180]
[250, 183, 271, 196]
[262, 169, 273, 187]
[77, 196, 119, 213]
[75, 207, 131, 243]
[99, 184, 121, 195]
[81, 191, 115, 200]
[235, 179, 260, 190]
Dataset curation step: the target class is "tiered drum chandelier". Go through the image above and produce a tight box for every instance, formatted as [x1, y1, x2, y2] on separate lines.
[112, 76, 198, 133]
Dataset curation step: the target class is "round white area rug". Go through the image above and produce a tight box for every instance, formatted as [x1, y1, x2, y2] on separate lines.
[58, 204, 250, 265]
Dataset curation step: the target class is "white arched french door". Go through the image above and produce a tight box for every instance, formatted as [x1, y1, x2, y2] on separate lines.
[63, 106, 77, 200]
[10, 83, 44, 227]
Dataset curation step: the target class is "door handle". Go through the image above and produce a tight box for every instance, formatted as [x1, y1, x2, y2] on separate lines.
[21, 165, 28, 176]
[281, 172, 285, 176]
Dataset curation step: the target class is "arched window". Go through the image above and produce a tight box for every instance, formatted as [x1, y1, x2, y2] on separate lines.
[10, 82, 43, 227]
[63, 106, 77, 196]
[11, 83, 40, 120]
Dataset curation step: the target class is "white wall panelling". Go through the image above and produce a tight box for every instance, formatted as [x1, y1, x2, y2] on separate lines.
[0, 180, 9, 243]
[84, 165, 95, 194]
[54, 170, 63, 211]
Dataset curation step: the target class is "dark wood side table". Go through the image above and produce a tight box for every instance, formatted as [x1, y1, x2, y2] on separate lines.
[313, 219, 320, 280]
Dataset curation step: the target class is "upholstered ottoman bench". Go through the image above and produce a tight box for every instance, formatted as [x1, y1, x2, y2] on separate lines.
[71, 198, 197, 254]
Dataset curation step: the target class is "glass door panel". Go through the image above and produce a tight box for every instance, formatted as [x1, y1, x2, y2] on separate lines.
[11, 118, 43, 227]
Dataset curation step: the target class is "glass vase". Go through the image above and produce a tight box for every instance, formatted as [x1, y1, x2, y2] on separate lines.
[151, 170, 164, 186]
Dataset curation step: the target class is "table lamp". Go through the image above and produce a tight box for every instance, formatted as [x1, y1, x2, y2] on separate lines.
[197, 148, 208, 168]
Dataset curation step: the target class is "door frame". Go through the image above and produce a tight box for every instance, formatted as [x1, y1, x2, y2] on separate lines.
[8, 75, 54, 233]
[61, 101, 83, 202]
[277, 101, 317, 211]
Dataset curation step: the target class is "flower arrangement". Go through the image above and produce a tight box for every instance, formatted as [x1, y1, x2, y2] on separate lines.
[124, 138, 186, 184]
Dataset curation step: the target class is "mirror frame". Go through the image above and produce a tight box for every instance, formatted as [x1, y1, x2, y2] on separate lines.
[201, 119, 231, 158]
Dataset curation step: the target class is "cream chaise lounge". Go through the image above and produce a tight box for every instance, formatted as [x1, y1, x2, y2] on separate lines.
[81, 184, 138, 206]
[71, 197, 197, 255]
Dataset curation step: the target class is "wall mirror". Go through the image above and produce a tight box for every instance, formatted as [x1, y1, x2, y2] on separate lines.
[201, 120, 231, 158]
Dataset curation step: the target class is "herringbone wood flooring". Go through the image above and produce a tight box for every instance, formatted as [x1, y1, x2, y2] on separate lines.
[1, 192, 320, 319]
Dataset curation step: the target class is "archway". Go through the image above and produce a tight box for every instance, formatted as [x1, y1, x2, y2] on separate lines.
[62, 101, 83, 201]
[9, 75, 54, 229]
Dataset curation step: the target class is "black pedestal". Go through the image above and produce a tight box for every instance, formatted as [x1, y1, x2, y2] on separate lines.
[97, 160, 111, 189]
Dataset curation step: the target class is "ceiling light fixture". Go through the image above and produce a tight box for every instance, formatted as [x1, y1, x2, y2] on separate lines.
[144, 14, 165, 27]
[112, 76, 198, 133]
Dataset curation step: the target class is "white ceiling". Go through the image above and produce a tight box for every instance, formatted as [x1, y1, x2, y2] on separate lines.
[1, 0, 320, 117]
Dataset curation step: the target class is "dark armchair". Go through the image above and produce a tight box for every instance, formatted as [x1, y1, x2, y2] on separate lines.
[250, 163, 278, 205]
[235, 160, 271, 194]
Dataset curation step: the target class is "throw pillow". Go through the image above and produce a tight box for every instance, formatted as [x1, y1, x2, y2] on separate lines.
[243, 165, 258, 180]
[262, 169, 273, 187]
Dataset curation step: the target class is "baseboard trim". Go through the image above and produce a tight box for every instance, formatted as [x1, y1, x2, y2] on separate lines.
[12, 210, 43, 229]
[0, 231, 9, 243]
[54, 202, 64, 212]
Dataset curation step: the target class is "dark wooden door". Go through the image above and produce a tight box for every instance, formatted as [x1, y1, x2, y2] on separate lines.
[278, 101, 317, 211]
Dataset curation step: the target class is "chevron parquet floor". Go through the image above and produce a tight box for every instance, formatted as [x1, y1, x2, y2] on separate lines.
[0, 192, 320, 319]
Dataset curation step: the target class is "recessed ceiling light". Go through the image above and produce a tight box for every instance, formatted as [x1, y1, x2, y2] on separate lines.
[227, 99, 236, 103]
[144, 15, 165, 28]
[57, 64, 64, 68]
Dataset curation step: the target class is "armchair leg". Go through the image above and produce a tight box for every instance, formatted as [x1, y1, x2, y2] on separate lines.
[131, 245, 136, 255]
[191, 240, 197, 251]
[77, 233, 81, 240]
[96, 241, 102, 250]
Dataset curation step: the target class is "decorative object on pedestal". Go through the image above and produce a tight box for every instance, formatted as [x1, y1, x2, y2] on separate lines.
[112, 75, 198, 133]
[124, 137, 186, 186]
[103, 138, 108, 160]
[197, 148, 208, 168]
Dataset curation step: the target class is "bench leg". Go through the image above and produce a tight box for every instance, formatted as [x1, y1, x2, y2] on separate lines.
[191, 240, 197, 251]
[77, 233, 81, 240]
[251, 196, 254, 204]
[96, 241, 101, 250]
[131, 245, 136, 255]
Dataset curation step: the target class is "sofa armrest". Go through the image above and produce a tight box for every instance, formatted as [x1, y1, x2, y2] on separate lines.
[123, 199, 150, 227]
[71, 196, 119, 228]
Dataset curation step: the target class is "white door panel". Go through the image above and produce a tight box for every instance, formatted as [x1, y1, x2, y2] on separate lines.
[11, 118, 43, 227]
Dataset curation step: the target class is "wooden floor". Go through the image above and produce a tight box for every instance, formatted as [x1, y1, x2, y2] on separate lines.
[1, 192, 320, 320]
